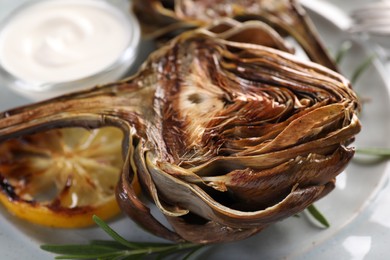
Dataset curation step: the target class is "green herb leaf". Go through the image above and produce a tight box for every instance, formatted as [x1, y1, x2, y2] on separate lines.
[90, 240, 129, 250]
[356, 147, 390, 157]
[92, 215, 141, 250]
[306, 204, 330, 228]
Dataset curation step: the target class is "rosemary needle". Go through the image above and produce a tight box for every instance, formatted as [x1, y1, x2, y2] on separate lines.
[356, 147, 390, 157]
[306, 204, 330, 228]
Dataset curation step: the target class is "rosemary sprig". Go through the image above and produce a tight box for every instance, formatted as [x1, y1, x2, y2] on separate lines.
[41, 215, 204, 260]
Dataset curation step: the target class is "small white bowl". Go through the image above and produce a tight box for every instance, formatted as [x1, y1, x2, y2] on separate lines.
[0, 0, 140, 101]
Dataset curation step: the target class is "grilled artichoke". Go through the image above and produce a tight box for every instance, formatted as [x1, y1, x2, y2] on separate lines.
[0, 21, 360, 243]
[133, 0, 338, 71]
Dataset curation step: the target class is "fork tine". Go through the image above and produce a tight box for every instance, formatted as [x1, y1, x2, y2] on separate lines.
[350, 19, 390, 35]
[353, 2, 390, 9]
[350, 25, 390, 35]
[353, 16, 390, 25]
[353, 10, 390, 19]
[351, 1, 390, 17]
[350, 1, 390, 35]
[352, 7, 390, 17]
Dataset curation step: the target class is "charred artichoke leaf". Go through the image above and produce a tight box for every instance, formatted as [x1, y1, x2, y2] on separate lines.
[0, 21, 360, 243]
[200, 18, 295, 54]
[133, 0, 338, 70]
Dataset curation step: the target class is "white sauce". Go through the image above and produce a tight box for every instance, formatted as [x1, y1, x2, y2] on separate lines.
[0, 0, 134, 85]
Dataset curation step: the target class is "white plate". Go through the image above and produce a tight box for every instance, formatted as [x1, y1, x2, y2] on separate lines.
[1, 1, 390, 259]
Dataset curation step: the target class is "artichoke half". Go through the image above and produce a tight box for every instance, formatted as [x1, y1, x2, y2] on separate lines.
[0, 21, 360, 243]
[133, 0, 338, 71]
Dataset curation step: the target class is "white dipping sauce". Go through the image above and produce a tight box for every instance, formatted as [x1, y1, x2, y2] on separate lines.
[0, 0, 134, 85]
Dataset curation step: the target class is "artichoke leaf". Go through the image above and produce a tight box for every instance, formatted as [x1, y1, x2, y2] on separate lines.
[134, 140, 189, 217]
[200, 18, 295, 53]
[165, 215, 263, 244]
[202, 147, 353, 210]
[117, 137, 185, 242]
[236, 103, 352, 155]
[145, 152, 190, 217]
[190, 113, 360, 176]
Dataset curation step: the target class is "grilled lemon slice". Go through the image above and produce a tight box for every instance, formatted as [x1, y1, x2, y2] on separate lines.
[0, 126, 126, 228]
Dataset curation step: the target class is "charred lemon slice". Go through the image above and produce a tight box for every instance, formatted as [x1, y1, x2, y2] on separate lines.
[0, 126, 127, 228]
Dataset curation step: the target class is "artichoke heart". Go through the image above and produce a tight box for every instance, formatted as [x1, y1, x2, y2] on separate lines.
[0, 21, 360, 243]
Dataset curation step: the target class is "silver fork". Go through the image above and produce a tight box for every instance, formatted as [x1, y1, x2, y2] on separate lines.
[351, 1, 390, 35]
[350, 1, 390, 50]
